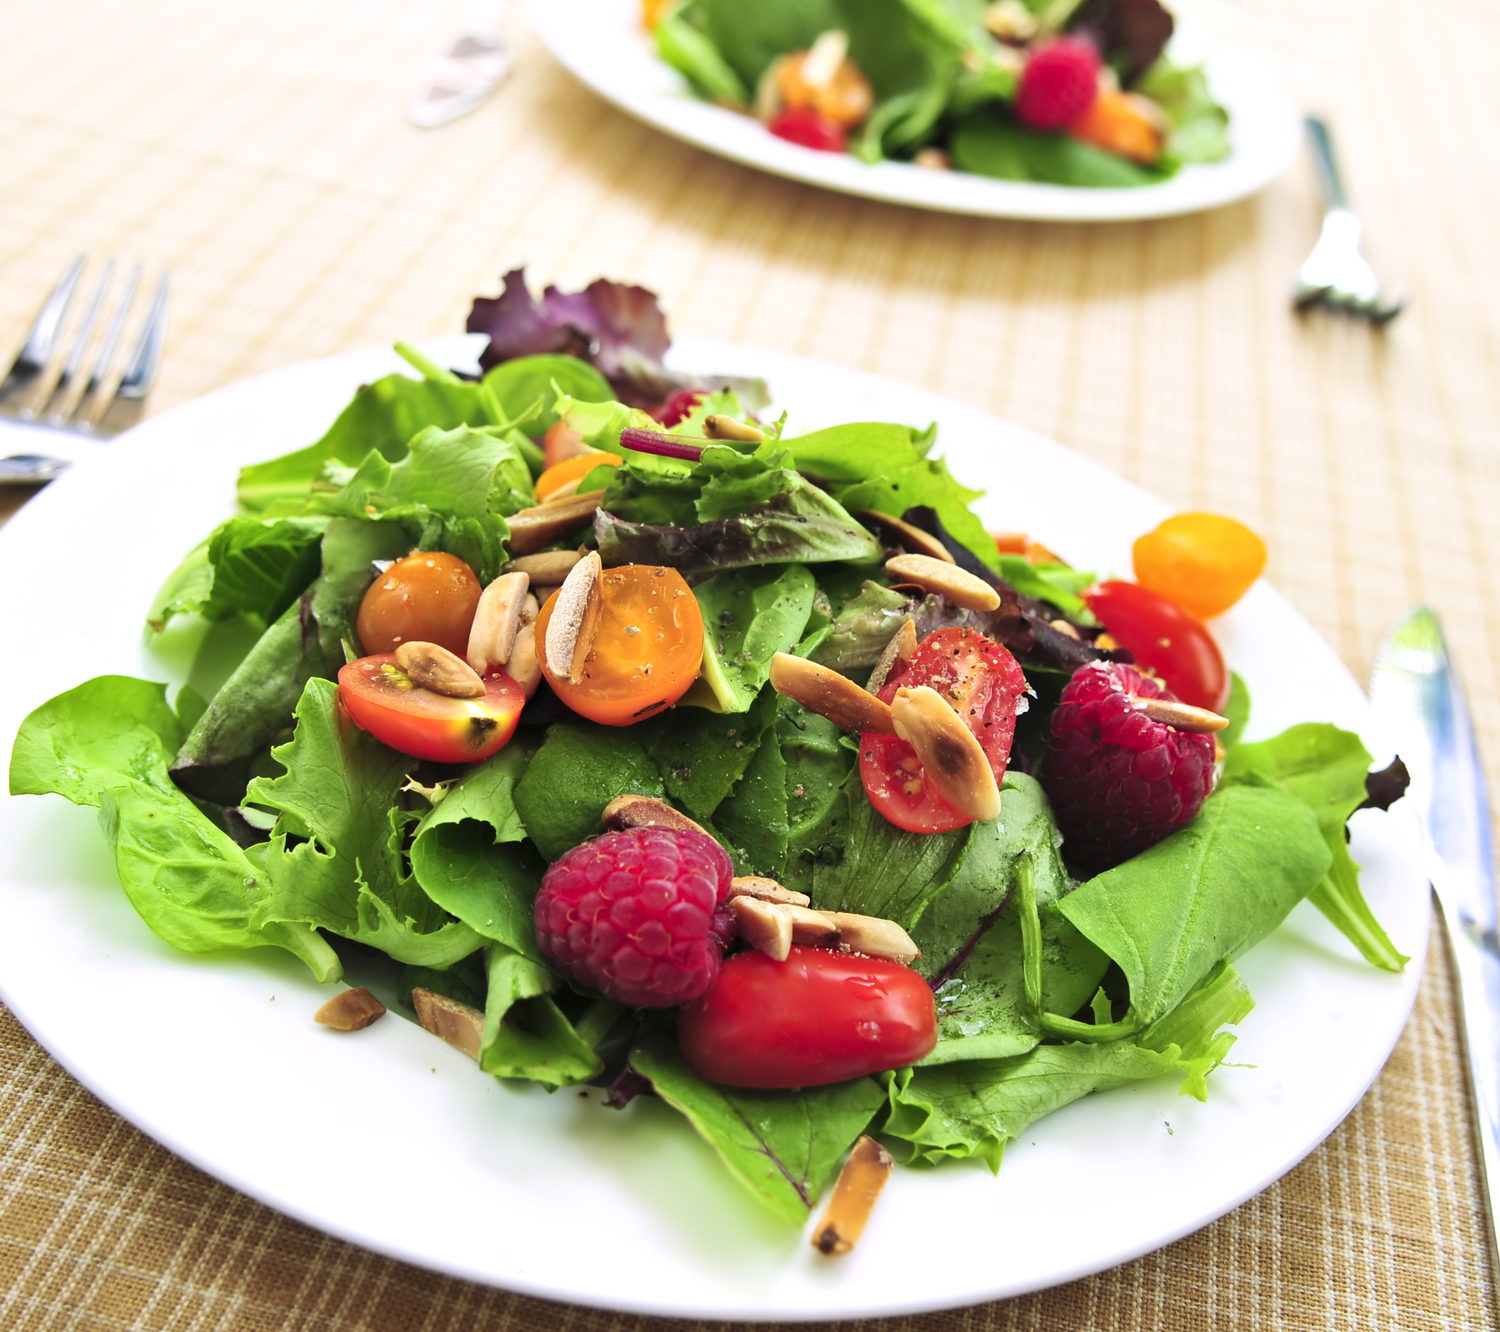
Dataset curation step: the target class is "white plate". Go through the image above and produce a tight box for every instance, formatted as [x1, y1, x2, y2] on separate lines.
[0, 338, 1427, 1320]
[528, 0, 1303, 221]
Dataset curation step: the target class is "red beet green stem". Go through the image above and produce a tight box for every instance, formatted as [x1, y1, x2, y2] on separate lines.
[619, 428, 705, 462]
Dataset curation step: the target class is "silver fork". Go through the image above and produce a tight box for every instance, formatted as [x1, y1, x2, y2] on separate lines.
[1, 256, 170, 485]
[1292, 117, 1405, 324]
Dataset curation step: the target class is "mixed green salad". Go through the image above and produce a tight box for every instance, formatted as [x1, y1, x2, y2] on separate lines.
[647, 0, 1232, 187]
[8, 274, 1406, 1238]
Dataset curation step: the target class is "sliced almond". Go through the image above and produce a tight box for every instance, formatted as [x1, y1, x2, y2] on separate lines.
[812, 1136, 894, 1257]
[865, 619, 919, 695]
[729, 875, 811, 908]
[507, 549, 585, 583]
[508, 607, 543, 699]
[506, 491, 605, 555]
[411, 988, 484, 1060]
[787, 903, 842, 947]
[1131, 696, 1229, 734]
[313, 987, 387, 1031]
[541, 477, 583, 505]
[466, 572, 530, 674]
[544, 551, 603, 685]
[770, 653, 896, 735]
[729, 896, 793, 962]
[859, 510, 954, 564]
[884, 554, 1000, 612]
[820, 912, 920, 964]
[602, 794, 708, 837]
[703, 414, 765, 443]
[891, 685, 1001, 822]
[1048, 618, 1081, 640]
[394, 641, 487, 698]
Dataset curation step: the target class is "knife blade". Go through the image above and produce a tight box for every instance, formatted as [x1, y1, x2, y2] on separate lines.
[1370, 606, 1500, 1281]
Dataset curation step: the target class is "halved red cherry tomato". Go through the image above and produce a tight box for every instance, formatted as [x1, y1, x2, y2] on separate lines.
[1082, 580, 1228, 711]
[337, 654, 525, 763]
[677, 947, 937, 1089]
[356, 552, 481, 659]
[859, 627, 1028, 834]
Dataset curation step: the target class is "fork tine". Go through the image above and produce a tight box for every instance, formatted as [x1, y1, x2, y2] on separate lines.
[0, 254, 85, 400]
[32, 260, 117, 423]
[84, 263, 141, 395]
[115, 272, 169, 401]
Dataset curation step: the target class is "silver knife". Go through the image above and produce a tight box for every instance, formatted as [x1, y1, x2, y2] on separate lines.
[1370, 606, 1500, 1283]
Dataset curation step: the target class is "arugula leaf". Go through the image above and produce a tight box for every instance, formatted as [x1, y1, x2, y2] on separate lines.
[9, 676, 339, 980]
[595, 481, 881, 575]
[694, 564, 817, 713]
[1046, 784, 1331, 1035]
[951, 112, 1176, 186]
[513, 723, 664, 862]
[1222, 724, 1408, 971]
[811, 773, 972, 930]
[630, 1032, 884, 1224]
[914, 773, 1110, 1064]
[245, 680, 482, 967]
[882, 962, 1254, 1170]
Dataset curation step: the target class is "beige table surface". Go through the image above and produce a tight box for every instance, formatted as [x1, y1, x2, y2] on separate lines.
[3, 0, 1500, 1326]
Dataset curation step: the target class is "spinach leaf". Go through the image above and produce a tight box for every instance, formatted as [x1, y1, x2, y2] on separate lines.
[715, 713, 790, 877]
[513, 723, 664, 862]
[1220, 670, 1250, 748]
[655, 5, 751, 104]
[595, 481, 881, 575]
[882, 961, 1254, 1169]
[778, 698, 855, 882]
[480, 945, 601, 1087]
[482, 354, 614, 435]
[811, 581, 913, 672]
[1222, 724, 1408, 971]
[245, 679, 483, 967]
[994, 555, 1095, 620]
[644, 689, 776, 823]
[630, 1033, 884, 1224]
[694, 564, 817, 713]
[9, 676, 340, 980]
[1047, 784, 1330, 1035]
[951, 113, 1176, 186]
[811, 773, 972, 930]
[694, 0, 840, 88]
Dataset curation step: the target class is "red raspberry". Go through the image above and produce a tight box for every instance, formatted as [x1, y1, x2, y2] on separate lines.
[533, 827, 733, 1008]
[768, 107, 848, 153]
[1040, 661, 1215, 875]
[1016, 38, 1100, 131]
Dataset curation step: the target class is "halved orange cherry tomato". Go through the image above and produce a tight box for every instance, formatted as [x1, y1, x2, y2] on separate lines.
[534, 450, 622, 502]
[356, 552, 481, 659]
[677, 947, 937, 1089]
[1132, 512, 1267, 620]
[1082, 580, 1229, 711]
[859, 627, 1028, 834]
[337, 654, 525, 763]
[534, 564, 703, 726]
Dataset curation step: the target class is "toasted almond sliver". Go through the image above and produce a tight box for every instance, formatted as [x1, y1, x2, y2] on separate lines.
[1132, 695, 1229, 734]
[602, 794, 708, 837]
[703, 414, 765, 443]
[813, 1136, 894, 1257]
[787, 903, 842, 947]
[859, 510, 954, 564]
[394, 641, 487, 698]
[770, 653, 896, 735]
[1048, 618, 1081, 640]
[865, 619, 919, 695]
[729, 875, 811, 908]
[507, 549, 585, 583]
[884, 554, 1000, 612]
[544, 551, 603, 685]
[891, 685, 1001, 822]
[411, 988, 484, 1060]
[314, 987, 387, 1031]
[467, 571, 530, 674]
[506, 491, 605, 555]
[819, 911, 921, 964]
[729, 896, 793, 962]
[508, 603, 543, 698]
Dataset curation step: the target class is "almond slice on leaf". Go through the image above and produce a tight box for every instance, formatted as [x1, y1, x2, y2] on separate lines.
[891, 684, 1001, 822]
[544, 551, 603, 685]
[770, 653, 896, 735]
[506, 491, 605, 555]
[602, 794, 708, 837]
[729, 895, 793, 962]
[507, 549, 585, 583]
[884, 554, 1000, 612]
[411, 989, 484, 1060]
[508, 603, 543, 698]
[819, 912, 920, 964]
[729, 875, 811, 907]
[703, 414, 765, 442]
[813, 1136, 895, 1256]
[859, 510, 954, 564]
[467, 571, 530, 674]
[394, 641, 487, 698]
[865, 619, 918, 695]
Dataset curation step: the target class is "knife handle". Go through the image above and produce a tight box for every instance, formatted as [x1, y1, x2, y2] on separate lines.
[1435, 886, 1500, 1287]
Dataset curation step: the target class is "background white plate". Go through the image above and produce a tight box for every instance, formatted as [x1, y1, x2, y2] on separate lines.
[0, 338, 1427, 1320]
[528, 0, 1304, 221]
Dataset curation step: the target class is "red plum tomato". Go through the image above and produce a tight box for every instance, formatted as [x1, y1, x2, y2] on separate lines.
[1082, 580, 1228, 711]
[677, 946, 938, 1089]
[338, 654, 525, 764]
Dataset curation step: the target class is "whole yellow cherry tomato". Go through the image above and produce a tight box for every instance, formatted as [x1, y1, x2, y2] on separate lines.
[1132, 513, 1267, 620]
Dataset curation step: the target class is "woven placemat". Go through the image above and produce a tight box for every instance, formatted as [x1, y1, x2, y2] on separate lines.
[2, 0, 1499, 1324]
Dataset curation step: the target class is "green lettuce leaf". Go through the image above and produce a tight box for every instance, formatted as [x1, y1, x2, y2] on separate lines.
[8, 676, 339, 980]
[784, 421, 935, 481]
[310, 517, 413, 663]
[951, 113, 1177, 187]
[1137, 61, 1231, 164]
[829, 457, 998, 571]
[693, 564, 817, 713]
[479, 945, 602, 1087]
[630, 1032, 885, 1224]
